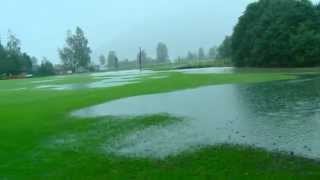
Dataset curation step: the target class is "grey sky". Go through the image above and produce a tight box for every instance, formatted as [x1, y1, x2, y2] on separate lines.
[0, 0, 318, 63]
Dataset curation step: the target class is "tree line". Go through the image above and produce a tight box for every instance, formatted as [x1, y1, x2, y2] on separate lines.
[100, 43, 227, 69]
[0, 32, 33, 77]
[4, 0, 316, 77]
[1, 25, 228, 78]
[99, 42, 171, 69]
[0, 32, 57, 78]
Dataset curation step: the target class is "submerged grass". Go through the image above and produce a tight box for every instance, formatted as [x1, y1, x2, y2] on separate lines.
[0, 70, 320, 179]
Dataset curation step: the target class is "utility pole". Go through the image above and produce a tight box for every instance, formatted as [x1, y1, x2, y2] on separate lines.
[138, 47, 142, 71]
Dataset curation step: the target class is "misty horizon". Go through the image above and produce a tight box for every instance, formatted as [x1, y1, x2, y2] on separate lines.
[1, 0, 319, 64]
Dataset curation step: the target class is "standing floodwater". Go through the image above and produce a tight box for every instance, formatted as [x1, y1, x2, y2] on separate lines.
[72, 77, 320, 159]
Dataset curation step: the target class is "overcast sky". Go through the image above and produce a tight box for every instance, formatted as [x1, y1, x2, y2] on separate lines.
[0, 0, 318, 63]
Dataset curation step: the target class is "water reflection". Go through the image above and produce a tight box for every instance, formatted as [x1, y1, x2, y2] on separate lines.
[174, 67, 234, 74]
[35, 70, 160, 90]
[72, 77, 320, 159]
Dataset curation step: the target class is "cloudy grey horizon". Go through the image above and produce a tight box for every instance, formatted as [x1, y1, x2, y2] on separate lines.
[0, 0, 318, 64]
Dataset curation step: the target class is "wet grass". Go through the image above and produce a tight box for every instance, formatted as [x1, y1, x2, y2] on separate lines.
[0, 71, 320, 179]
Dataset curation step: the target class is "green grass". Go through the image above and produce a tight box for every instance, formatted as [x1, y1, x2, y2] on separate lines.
[0, 70, 320, 179]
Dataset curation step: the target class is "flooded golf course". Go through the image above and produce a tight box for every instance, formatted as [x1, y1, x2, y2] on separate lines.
[35, 70, 157, 90]
[11, 68, 232, 91]
[71, 75, 320, 159]
[38, 68, 234, 91]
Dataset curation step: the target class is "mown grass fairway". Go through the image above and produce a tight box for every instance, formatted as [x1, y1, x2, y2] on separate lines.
[1, 71, 320, 179]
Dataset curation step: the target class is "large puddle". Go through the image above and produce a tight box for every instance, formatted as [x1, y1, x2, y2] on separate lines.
[34, 67, 232, 91]
[35, 70, 160, 90]
[35, 78, 140, 90]
[72, 77, 320, 159]
[8, 68, 231, 91]
[91, 70, 154, 77]
[174, 67, 234, 74]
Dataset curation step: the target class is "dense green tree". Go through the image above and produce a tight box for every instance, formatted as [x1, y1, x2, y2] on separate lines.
[0, 32, 33, 76]
[0, 41, 6, 74]
[0, 47, 6, 76]
[59, 27, 91, 72]
[19, 53, 32, 73]
[38, 58, 55, 76]
[5, 32, 23, 75]
[208, 46, 217, 59]
[231, 0, 320, 67]
[217, 36, 232, 59]
[156, 42, 169, 62]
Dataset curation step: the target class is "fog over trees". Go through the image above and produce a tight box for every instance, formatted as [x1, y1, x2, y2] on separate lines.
[99, 55, 106, 66]
[107, 51, 119, 69]
[208, 46, 217, 59]
[2, 0, 320, 78]
[156, 42, 169, 63]
[198, 48, 206, 60]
